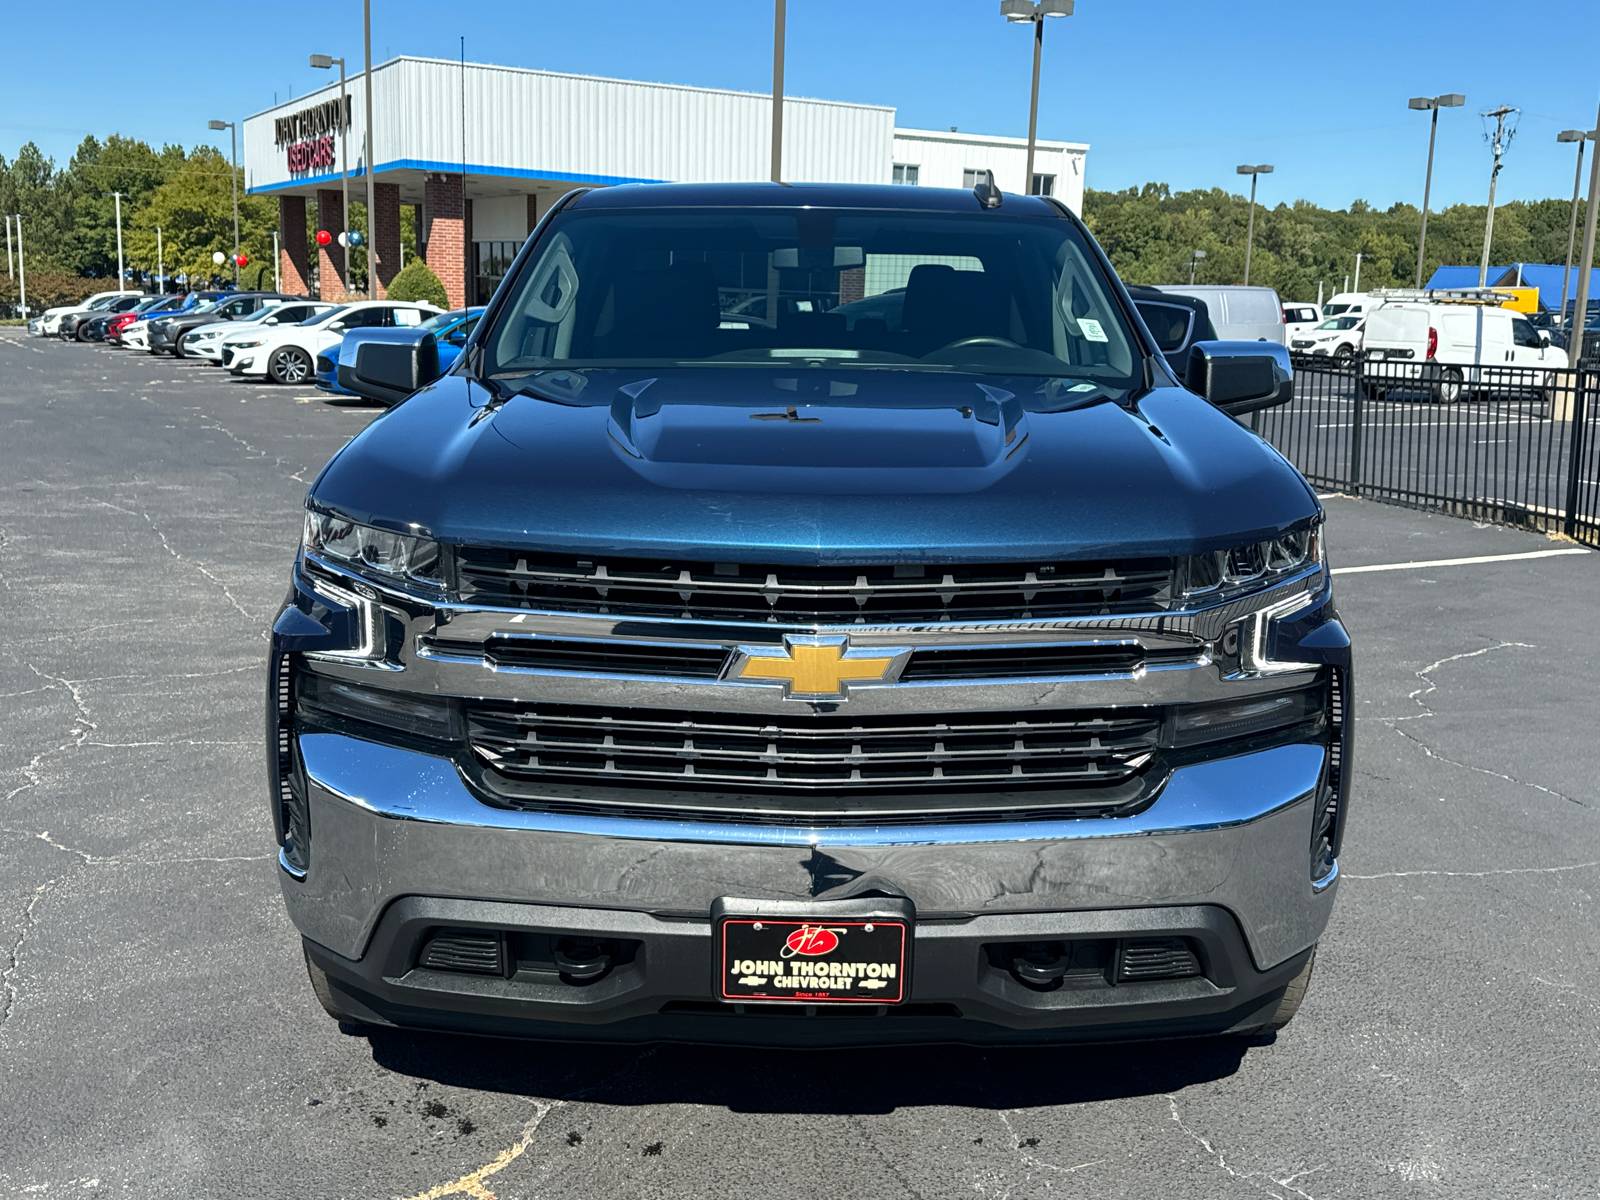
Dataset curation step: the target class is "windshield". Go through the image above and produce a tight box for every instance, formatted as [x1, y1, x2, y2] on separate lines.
[420, 308, 474, 332]
[1317, 317, 1360, 330]
[1323, 303, 1351, 316]
[303, 304, 349, 327]
[484, 208, 1140, 384]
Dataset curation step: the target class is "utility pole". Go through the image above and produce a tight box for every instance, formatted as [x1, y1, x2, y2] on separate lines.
[156, 226, 164, 294]
[770, 0, 786, 183]
[5, 214, 12, 280]
[1478, 104, 1517, 287]
[13, 216, 26, 319]
[363, 0, 378, 298]
[1566, 92, 1600, 370]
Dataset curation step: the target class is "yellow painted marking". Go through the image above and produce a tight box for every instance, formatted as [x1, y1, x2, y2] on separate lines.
[738, 642, 895, 695]
[398, 1100, 560, 1200]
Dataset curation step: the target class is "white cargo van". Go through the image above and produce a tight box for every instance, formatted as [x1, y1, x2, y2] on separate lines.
[1320, 292, 1388, 320]
[1155, 285, 1285, 343]
[1361, 301, 1562, 402]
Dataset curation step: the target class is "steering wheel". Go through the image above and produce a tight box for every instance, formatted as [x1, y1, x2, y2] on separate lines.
[931, 336, 1022, 353]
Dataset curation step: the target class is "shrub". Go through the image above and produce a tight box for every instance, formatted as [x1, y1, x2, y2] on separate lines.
[387, 259, 449, 308]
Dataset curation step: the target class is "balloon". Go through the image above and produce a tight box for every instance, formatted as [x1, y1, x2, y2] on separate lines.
[337, 232, 349, 248]
[347, 230, 364, 247]
[235, 254, 249, 267]
[316, 229, 333, 246]
[212, 251, 226, 265]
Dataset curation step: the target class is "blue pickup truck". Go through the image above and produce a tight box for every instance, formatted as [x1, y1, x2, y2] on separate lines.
[269, 180, 1349, 1046]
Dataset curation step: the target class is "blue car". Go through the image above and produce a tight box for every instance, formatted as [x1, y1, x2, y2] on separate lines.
[316, 307, 484, 396]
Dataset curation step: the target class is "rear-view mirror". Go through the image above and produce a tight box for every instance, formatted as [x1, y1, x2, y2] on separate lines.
[1185, 341, 1293, 418]
[772, 247, 864, 270]
[338, 329, 442, 406]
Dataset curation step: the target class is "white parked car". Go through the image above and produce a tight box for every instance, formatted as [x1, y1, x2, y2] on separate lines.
[184, 301, 336, 363]
[35, 291, 140, 336]
[221, 300, 442, 384]
[1360, 302, 1566, 402]
[1282, 303, 1322, 341]
[1289, 314, 1365, 361]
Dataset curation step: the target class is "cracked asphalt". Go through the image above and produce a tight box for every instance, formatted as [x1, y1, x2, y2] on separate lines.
[3, 326, 1598, 1199]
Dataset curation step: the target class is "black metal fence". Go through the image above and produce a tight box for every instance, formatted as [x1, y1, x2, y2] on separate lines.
[1253, 355, 1600, 549]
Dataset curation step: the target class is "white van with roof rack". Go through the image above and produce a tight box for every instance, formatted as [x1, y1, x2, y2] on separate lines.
[1358, 288, 1564, 402]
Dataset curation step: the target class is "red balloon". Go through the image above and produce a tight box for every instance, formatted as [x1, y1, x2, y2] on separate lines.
[315, 229, 333, 246]
[235, 253, 249, 267]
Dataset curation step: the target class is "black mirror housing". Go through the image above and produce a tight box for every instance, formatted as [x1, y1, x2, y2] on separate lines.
[1185, 340, 1294, 417]
[337, 329, 442, 406]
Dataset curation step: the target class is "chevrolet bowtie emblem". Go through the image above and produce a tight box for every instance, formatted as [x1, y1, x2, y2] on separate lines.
[729, 635, 910, 700]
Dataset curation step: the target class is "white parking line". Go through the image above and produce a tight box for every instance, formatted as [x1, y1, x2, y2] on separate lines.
[1333, 548, 1591, 575]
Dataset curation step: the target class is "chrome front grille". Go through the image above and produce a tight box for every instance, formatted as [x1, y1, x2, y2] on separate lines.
[466, 701, 1161, 793]
[452, 548, 1177, 623]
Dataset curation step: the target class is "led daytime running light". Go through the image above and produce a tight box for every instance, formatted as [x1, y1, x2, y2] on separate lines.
[1181, 526, 1322, 601]
[303, 510, 443, 586]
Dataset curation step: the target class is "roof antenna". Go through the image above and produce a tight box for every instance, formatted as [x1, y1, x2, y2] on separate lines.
[973, 169, 1003, 209]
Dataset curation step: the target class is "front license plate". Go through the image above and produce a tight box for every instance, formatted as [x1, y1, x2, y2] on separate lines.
[719, 917, 908, 1004]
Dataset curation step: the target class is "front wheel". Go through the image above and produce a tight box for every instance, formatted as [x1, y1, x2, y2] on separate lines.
[1334, 345, 1355, 365]
[172, 335, 187, 358]
[268, 346, 312, 385]
[1256, 946, 1316, 1033]
[75, 325, 93, 342]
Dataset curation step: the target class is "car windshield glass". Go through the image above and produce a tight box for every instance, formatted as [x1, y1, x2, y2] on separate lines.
[420, 309, 472, 332]
[485, 207, 1141, 384]
[302, 305, 348, 327]
[1317, 317, 1359, 330]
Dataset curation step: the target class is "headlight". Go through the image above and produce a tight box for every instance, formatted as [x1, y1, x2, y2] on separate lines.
[303, 509, 443, 587]
[1179, 525, 1322, 602]
[231, 338, 266, 349]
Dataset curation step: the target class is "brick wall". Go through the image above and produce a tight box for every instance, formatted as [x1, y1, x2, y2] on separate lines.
[371, 182, 401, 299]
[316, 189, 347, 301]
[423, 173, 466, 310]
[278, 195, 311, 297]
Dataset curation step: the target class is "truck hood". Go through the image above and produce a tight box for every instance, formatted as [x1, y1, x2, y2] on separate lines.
[310, 369, 1319, 563]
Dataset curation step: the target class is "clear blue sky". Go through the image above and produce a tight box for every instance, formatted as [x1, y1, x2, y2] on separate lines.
[6, 0, 1599, 212]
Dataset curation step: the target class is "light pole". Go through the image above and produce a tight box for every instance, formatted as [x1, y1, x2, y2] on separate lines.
[1567, 92, 1600, 370]
[5, 214, 12, 280]
[1557, 129, 1595, 327]
[12, 216, 25, 319]
[1407, 93, 1464, 287]
[1478, 104, 1517, 287]
[208, 119, 241, 285]
[1187, 248, 1206, 286]
[1236, 164, 1272, 286]
[272, 230, 280, 293]
[1001, 0, 1074, 195]
[310, 54, 350, 295]
[770, 0, 786, 183]
[156, 226, 164, 294]
[362, 0, 378, 298]
[101, 191, 126, 293]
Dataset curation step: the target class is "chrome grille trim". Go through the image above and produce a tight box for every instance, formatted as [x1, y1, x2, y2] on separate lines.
[466, 702, 1161, 792]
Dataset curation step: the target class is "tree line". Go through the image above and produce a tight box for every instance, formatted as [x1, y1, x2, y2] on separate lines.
[1082, 182, 1592, 303]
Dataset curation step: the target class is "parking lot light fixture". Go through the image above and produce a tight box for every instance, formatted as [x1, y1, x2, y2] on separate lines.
[1236, 164, 1273, 286]
[208, 120, 241, 285]
[1188, 247, 1206, 286]
[1408, 93, 1465, 287]
[1000, 0, 1074, 198]
[310, 54, 350, 295]
[1557, 129, 1596, 325]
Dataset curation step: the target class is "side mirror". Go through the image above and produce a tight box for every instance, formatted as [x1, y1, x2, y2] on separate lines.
[1539, 332, 1552, 347]
[263, 317, 279, 326]
[338, 329, 441, 406]
[1185, 341, 1293, 417]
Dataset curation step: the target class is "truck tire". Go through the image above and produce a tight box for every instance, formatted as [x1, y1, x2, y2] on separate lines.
[268, 346, 312, 384]
[1431, 367, 1463, 404]
[1256, 946, 1316, 1033]
[303, 946, 372, 1033]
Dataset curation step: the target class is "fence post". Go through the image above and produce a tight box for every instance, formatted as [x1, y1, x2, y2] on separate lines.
[1564, 371, 1590, 539]
[1348, 365, 1364, 488]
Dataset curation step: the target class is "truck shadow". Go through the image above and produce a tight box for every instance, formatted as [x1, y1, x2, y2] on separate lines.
[363, 1028, 1253, 1114]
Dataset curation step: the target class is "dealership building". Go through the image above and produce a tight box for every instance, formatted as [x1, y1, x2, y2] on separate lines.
[243, 57, 1088, 308]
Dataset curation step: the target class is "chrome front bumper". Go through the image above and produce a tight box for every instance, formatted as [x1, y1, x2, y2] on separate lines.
[283, 731, 1337, 973]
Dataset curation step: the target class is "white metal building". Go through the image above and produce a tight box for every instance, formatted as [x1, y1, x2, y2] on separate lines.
[243, 56, 1089, 307]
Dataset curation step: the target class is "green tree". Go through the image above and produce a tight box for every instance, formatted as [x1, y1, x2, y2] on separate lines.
[58, 135, 186, 278]
[125, 146, 275, 288]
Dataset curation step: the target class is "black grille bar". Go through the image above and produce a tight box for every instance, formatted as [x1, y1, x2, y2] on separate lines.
[453, 548, 1177, 623]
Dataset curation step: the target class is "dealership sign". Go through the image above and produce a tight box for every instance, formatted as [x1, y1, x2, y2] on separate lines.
[276, 96, 351, 174]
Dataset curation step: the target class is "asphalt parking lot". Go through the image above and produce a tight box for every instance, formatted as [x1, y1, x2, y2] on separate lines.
[3, 326, 1598, 1199]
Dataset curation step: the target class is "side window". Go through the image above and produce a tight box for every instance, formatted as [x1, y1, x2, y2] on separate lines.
[347, 308, 386, 329]
[393, 308, 424, 327]
[1134, 302, 1194, 353]
[961, 168, 989, 190]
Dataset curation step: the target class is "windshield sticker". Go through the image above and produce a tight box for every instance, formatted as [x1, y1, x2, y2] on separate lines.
[1078, 318, 1108, 343]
